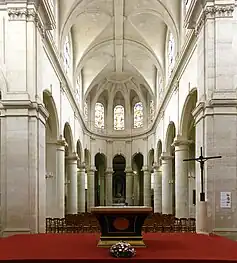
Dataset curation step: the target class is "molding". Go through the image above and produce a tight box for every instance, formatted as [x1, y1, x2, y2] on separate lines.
[160, 153, 174, 161]
[195, 3, 235, 36]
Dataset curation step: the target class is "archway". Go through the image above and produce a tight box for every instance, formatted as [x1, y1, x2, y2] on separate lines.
[132, 153, 144, 205]
[63, 123, 74, 215]
[165, 121, 176, 215]
[180, 89, 197, 218]
[43, 91, 59, 218]
[95, 153, 107, 206]
[113, 154, 126, 204]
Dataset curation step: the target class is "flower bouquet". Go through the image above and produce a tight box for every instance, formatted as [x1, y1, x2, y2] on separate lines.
[109, 241, 136, 258]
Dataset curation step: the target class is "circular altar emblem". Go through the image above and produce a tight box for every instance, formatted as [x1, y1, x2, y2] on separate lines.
[113, 217, 129, 230]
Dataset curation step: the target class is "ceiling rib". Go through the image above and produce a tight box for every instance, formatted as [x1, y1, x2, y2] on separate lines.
[114, 0, 124, 72]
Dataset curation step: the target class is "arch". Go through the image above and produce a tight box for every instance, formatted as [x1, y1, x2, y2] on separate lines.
[148, 148, 154, 169]
[84, 148, 91, 168]
[43, 90, 59, 139]
[76, 139, 83, 164]
[157, 140, 162, 165]
[95, 152, 107, 206]
[114, 105, 125, 131]
[94, 102, 105, 129]
[165, 121, 176, 154]
[95, 152, 107, 167]
[63, 122, 74, 155]
[180, 89, 197, 139]
[133, 101, 144, 128]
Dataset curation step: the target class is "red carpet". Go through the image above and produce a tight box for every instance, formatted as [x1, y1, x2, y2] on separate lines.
[0, 233, 237, 262]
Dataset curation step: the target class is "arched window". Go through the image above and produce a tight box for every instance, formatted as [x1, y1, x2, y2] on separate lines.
[95, 102, 104, 129]
[168, 32, 175, 77]
[114, 105, 125, 130]
[84, 101, 88, 122]
[75, 75, 81, 103]
[63, 35, 71, 74]
[150, 100, 155, 123]
[134, 102, 143, 128]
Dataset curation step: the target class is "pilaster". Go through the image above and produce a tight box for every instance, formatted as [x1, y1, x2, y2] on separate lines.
[0, 102, 48, 236]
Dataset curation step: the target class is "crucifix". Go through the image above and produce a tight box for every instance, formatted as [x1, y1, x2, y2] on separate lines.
[183, 147, 222, 202]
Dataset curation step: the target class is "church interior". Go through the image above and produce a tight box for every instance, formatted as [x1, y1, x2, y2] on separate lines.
[1, 0, 237, 260]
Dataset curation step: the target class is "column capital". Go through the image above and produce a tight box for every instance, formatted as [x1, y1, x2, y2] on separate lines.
[77, 164, 86, 172]
[88, 166, 97, 173]
[142, 166, 150, 172]
[172, 135, 193, 147]
[66, 152, 78, 162]
[125, 167, 133, 174]
[160, 153, 174, 161]
[105, 168, 113, 175]
[152, 162, 160, 171]
[57, 135, 67, 148]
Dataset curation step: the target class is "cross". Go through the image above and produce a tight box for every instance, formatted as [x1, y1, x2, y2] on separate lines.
[183, 147, 222, 202]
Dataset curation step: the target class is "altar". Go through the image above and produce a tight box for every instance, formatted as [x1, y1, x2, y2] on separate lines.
[91, 206, 152, 247]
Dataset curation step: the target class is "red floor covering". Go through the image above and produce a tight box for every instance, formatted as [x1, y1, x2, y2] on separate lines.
[0, 232, 237, 262]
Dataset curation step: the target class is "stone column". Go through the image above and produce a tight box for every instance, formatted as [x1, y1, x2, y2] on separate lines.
[143, 166, 151, 206]
[66, 152, 78, 214]
[125, 168, 134, 205]
[173, 136, 190, 218]
[161, 154, 173, 214]
[87, 166, 96, 212]
[56, 137, 66, 218]
[105, 168, 113, 206]
[77, 165, 86, 213]
[100, 173, 105, 206]
[133, 171, 140, 205]
[153, 163, 162, 213]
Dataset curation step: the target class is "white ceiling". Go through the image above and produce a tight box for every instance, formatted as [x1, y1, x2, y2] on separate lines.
[58, 0, 181, 100]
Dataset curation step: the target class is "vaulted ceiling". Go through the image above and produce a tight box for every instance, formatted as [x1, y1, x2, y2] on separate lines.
[58, 0, 181, 101]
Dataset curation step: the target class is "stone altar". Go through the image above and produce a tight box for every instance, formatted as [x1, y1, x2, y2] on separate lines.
[91, 206, 152, 247]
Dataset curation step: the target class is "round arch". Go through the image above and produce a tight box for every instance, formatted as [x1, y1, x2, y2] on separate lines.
[180, 89, 197, 139]
[165, 121, 176, 154]
[157, 140, 162, 165]
[43, 90, 59, 139]
[63, 122, 74, 155]
[76, 139, 83, 165]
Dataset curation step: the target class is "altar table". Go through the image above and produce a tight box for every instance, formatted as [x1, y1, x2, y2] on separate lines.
[91, 206, 152, 247]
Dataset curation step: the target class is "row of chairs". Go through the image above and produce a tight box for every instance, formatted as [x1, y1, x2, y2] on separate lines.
[46, 213, 196, 233]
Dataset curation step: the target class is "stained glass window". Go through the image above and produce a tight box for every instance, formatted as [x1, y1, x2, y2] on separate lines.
[114, 105, 125, 130]
[134, 102, 143, 128]
[63, 35, 70, 74]
[168, 32, 175, 77]
[95, 102, 105, 129]
[75, 75, 81, 103]
[84, 101, 88, 122]
[150, 100, 155, 123]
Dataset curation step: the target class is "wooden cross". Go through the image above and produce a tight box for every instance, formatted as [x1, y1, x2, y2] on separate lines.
[183, 147, 222, 202]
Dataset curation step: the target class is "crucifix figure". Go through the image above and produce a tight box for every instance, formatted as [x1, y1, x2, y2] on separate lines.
[183, 147, 222, 202]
